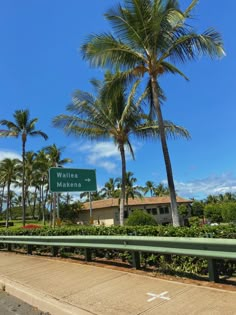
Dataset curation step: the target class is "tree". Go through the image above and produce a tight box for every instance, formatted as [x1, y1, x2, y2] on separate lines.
[125, 209, 157, 226]
[0, 158, 20, 226]
[81, 0, 225, 226]
[142, 181, 157, 197]
[59, 201, 83, 223]
[204, 203, 222, 223]
[0, 109, 48, 226]
[154, 183, 169, 196]
[100, 177, 120, 199]
[191, 200, 204, 217]
[221, 202, 236, 223]
[80, 191, 102, 202]
[23, 151, 37, 215]
[53, 73, 188, 225]
[43, 144, 72, 225]
[33, 149, 50, 221]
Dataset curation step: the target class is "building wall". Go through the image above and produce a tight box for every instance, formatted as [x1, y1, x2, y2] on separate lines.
[125, 204, 172, 225]
[78, 208, 118, 226]
[79, 203, 190, 226]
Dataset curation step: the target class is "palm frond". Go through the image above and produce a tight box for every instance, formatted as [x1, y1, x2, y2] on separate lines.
[183, 0, 199, 18]
[81, 33, 145, 69]
[30, 130, 48, 140]
[161, 61, 189, 80]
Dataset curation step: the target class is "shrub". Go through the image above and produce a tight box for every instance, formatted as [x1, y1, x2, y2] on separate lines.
[125, 210, 157, 226]
[221, 202, 236, 223]
[191, 201, 204, 217]
[178, 204, 189, 218]
[204, 203, 223, 223]
[188, 216, 201, 227]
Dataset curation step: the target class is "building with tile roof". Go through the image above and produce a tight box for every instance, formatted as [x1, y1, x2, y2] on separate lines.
[78, 196, 191, 226]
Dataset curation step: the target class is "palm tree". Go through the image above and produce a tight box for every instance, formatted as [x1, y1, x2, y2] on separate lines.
[205, 194, 218, 204]
[43, 144, 72, 168]
[0, 158, 20, 227]
[23, 151, 37, 214]
[53, 73, 189, 225]
[0, 109, 48, 226]
[81, 0, 225, 226]
[33, 149, 51, 221]
[142, 181, 157, 197]
[100, 177, 120, 199]
[43, 144, 72, 225]
[154, 183, 169, 197]
[123, 171, 143, 214]
[80, 191, 103, 202]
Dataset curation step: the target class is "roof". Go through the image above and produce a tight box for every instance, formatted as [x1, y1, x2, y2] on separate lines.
[82, 196, 191, 211]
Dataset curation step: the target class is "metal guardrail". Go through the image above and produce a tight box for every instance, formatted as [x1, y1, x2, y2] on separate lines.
[0, 235, 235, 282]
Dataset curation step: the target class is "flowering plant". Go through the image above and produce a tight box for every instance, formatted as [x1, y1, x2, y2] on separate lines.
[22, 224, 42, 229]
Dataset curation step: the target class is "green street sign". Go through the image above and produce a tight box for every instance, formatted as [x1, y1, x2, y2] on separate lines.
[49, 167, 97, 193]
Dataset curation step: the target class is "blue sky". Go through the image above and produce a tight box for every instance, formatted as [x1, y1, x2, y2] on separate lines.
[0, 0, 235, 200]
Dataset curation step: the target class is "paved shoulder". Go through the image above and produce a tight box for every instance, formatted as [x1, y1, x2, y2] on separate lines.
[0, 252, 236, 315]
[0, 290, 50, 315]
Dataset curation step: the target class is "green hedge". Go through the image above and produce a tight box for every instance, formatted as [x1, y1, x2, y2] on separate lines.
[1, 224, 236, 238]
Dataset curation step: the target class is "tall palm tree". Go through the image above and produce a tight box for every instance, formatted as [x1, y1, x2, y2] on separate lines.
[33, 149, 50, 221]
[0, 109, 48, 226]
[23, 151, 37, 213]
[0, 158, 20, 227]
[53, 73, 189, 225]
[81, 0, 225, 226]
[43, 144, 72, 225]
[43, 144, 72, 168]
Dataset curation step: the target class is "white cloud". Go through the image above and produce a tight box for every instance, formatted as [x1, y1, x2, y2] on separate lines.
[174, 173, 236, 199]
[0, 150, 21, 161]
[70, 141, 137, 172]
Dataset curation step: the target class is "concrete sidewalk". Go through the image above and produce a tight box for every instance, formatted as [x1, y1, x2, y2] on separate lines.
[0, 252, 235, 315]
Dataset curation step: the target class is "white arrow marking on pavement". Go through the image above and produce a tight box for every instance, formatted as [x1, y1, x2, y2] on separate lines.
[147, 291, 170, 302]
[84, 178, 91, 182]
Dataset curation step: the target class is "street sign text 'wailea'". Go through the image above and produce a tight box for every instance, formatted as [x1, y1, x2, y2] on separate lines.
[49, 168, 97, 192]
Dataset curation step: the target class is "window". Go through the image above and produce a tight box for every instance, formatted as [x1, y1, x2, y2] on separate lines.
[152, 208, 157, 215]
[147, 208, 157, 215]
[159, 206, 169, 214]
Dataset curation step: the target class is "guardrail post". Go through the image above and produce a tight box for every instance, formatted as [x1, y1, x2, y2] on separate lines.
[131, 251, 140, 269]
[7, 244, 12, 251]
[84, 248, 92, 262]
[208, 259, 219, 282]
[52, 246, 59, 257]
[27, 245, 33, 255]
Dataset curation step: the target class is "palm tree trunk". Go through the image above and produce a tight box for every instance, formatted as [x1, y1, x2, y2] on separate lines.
[6, 182, 10, 228]
[32, 187, 37, 219]
[0, 183, 5, 213]
[42, 185, 45, 225]
[22, 137, 26, 226]
[119, 144, 126, 226]
[151, 76, 180, 227]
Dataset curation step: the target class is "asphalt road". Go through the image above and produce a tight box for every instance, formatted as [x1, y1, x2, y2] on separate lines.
[0, 290, 50, 315]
